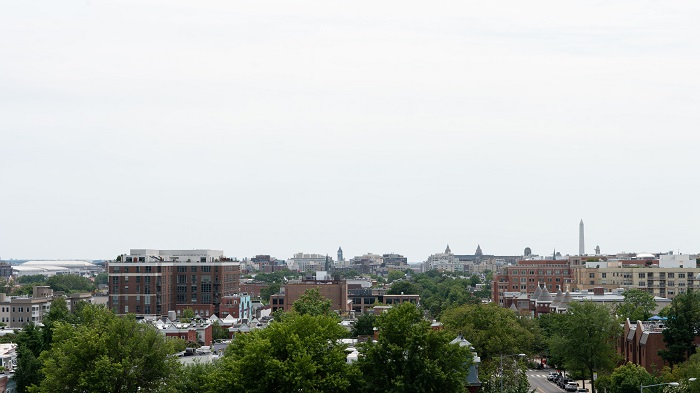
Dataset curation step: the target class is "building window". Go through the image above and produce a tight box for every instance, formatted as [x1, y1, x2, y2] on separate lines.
[191, 266, 197, 272]
[679, 273, 686, 278]
[201, 266, 211, 273]
[589, 273, 595, 278]
[602, 273, 607, 278]
[145, 266, 152, 273]
[668, 273, 675, 278]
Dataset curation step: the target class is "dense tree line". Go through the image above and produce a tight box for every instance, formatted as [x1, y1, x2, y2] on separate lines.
[388, 270, 490, 318]
[1, 274, 97, 296]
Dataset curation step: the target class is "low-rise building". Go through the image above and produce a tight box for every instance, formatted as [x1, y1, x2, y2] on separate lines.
[220, 293, 252, 320]
[270, 279, 350, 313]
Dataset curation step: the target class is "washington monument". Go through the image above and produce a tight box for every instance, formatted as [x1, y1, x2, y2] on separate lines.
[579, 219, 585, 256]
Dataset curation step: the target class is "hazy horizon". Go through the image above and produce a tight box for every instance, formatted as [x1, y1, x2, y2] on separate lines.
[2, 1, 699, 261]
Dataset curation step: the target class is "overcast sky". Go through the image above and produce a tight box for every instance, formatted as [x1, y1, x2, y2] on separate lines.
[1, 1, 699, 261]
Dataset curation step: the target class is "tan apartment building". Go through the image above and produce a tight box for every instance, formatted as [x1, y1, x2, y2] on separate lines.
[573, 266, 700, 298]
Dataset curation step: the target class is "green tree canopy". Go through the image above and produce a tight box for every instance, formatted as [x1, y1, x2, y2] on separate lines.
[441, 302, 535, 361]
[292, 288, 333, 316]
[17, 275, 48, 285]
[14, 323, 45, 393]
[31, 304, 177, 393]
[387, 270, 406, 282]
[602, 362, 656, 393]
[351, 313, 376, 338]
[549, 301, 621, 393]
[94, 272, 108, 286]
[180, 307, 195, 321]
[259, 283, 280, 304]
[615, 289, 657, 323]
[387, 280, 421, 296]
[210, 313, 353, 393]
[659, 290, 700, 367]
[355, 302, 471, 393]
[46, 274, 95, 293]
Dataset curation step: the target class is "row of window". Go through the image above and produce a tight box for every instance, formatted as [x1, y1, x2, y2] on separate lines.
[509, 269, 569, 275]
[0, 306, 32, 313]
[0, 316, 34, 323]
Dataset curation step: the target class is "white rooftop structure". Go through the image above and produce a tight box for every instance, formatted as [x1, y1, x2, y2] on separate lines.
[13, 260, 100, 276]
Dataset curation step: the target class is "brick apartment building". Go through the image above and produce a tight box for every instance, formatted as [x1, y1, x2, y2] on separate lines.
[348, 287, 420, 313]
[618, 318, 700, 373]
[270, 279, 349, 313]
[108, 249, 240, 317]
[493, 260, 573, 305]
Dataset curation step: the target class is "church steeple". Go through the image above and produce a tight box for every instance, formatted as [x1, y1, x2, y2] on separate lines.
[475, 244, 483, 257]
[445, 244, 451, 254]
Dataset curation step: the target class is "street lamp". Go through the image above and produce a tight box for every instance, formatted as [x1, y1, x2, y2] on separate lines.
[500, 353, 526, 393]
[641, 378, 698, 393]
[640, 382, 679, 393]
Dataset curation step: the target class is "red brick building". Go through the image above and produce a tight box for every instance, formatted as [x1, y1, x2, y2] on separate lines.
[108, 249, 240, 317]
[493, 260, 573, 305]
[271, 280, 350, 313]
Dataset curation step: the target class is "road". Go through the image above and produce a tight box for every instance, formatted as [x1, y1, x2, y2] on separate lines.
[527, 370, 564, 393]
[527, 371, 591, 393]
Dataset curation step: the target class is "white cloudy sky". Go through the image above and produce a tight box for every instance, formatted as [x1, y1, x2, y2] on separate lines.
[1, 1, 699, 261]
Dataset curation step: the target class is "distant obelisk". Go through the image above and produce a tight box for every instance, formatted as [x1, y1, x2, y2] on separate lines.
[579, 219, 585, 256]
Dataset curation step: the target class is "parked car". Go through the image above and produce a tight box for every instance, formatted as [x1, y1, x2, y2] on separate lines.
[547, 372, 558, 381]
[565, 382, 579, 392]
[577, 388, 589, 393]
[558, 378, 572, 388]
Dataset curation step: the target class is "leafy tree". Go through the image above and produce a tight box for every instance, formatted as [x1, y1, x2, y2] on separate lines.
[387, 280, 421, 295]
[661, 352, 700, 393]
[253, 269, 298, 283]
[355, 302, 471, 393]
[602, 362, 655, 393]
[387, 270, 406, 282]
[210, 313, 353, 393]
[17, 275, 48, 285]
[259, 283, 280, 304]
[659, 290, 700, 367]
[46, 274, 95, 293]
[615, 289, 656, 323]
[10, 284, 35, 296]
[292, 288, 333, 316]
[14, 323, 45, 393]
[548, 301, 621, 393]
[31, 304, 177, 393]
[212, 321, 229, 341]
[180, 307, 195, 321]
[478, 355, 530, 393]
[469, 274, 482, 287]
[15, 346, 43, 393]
[351, 313, 376, 337]
[42, 297, 72, 349]
[94, 273, 108, 286]
[157, 362, 218, 393]
[441, 302, 535, 361]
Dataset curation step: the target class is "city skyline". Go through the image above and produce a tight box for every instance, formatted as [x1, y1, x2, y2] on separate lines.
[2, 1, 699, 261]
